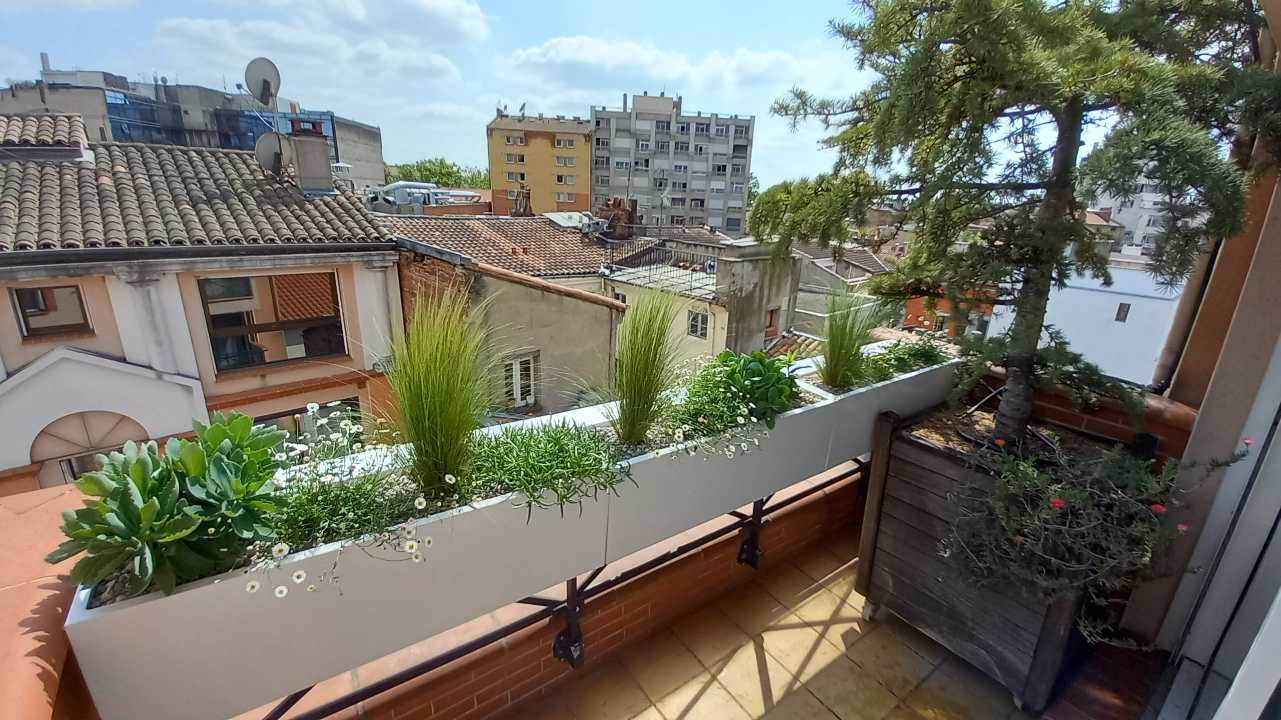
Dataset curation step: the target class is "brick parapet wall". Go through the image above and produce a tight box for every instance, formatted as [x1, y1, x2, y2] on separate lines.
[358, 473, 865, 720]
[977, 368, 1197, 460]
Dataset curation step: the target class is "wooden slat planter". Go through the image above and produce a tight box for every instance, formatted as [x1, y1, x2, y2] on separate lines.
[855, 411, 1082, 713]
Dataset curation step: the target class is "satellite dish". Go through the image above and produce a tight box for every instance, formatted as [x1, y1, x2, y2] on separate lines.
[244, 57, 281, 106]
[160, 76, 168, 85]
[254, 132, 293, 174]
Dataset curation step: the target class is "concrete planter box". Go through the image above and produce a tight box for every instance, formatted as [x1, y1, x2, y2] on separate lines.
[64, 359, 956, 720]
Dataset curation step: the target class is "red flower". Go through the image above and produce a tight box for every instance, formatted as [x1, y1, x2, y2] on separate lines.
[1244, 437, 1254, 446]
[1177, 524, 1189, 533]
[1050, 497, 1065, 509]
[1151, 503, 1167, 515]
[994, 438, 1007, 447]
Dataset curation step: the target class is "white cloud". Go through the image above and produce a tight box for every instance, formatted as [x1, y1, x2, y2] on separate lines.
[0, 0, 133, 11]
[206, 0, 488, 42]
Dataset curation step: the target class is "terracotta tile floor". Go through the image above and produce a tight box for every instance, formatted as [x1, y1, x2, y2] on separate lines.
[508, 539, 1038, 720]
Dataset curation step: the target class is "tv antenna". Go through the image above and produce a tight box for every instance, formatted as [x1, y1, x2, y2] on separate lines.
[244, 57, 284, 175]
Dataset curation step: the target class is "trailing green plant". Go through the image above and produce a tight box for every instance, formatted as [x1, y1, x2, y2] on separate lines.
[46, 412, 289, 597]
[274, 470, 420, 550]
[817, 292, 889, 390]
[862, 336, 953, 385]
[387, 288, 499, 496]
[609, 291, 680, 445]
[470, 422, 629, 511]
[941, 440, 1248, 643]
[710, 349, 799, 430]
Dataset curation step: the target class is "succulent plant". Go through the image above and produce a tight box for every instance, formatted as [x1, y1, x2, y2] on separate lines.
[180, 412, 288, 542]
[712, 349, 798, 429]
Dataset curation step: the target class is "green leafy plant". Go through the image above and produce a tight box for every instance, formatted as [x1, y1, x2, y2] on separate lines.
[942, 442, 1247, 643]
[668, 362, 752, 440]
[817, 292, 887, 391]
[274, 470, 420, 550]
[470, 422, 629, 511]
[45, 413, 288, 598]
[609, 291, 680, 445]
[862, 336, 952, 385]
[387, 288, 498, 496]
[711, 349, 799, 429]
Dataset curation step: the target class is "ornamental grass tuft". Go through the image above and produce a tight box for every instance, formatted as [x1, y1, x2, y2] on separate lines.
[609, 290, 680, 445]
[817, 291, 887, 391]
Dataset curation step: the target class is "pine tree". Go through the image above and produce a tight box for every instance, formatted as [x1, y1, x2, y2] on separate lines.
[750, 0, 1275, 445]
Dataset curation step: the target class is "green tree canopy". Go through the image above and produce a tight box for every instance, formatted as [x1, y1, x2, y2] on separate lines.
[387, 158, 489, 188]
[750, 0, 1276, 444]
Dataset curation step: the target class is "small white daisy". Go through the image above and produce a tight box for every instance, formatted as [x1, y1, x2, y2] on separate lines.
[274, 586, 288, 598]
[246, 580, 260, 593]
[444, 473, 456, 485]
[327, 400, 344, 407]
[292, 570, 306, 584]
[316, 417, 330, 425]
[737, 416, 746, 424]
[414, 497, 427, 509]
[329, 433, 342, 441]
[306, 403, 320, 413]
[752, 438, 760, 446]
[353, 424, 364, 433]
[412, 551, 423, 562]
[307, 584, 316, 592]
[740, 442, 749, 451]
[271, 542, 290, 559]
[674, 429, 684, 442]
[750, 416, 758, 423]
[403, 526, 416, 538]
[422, 536, 434, 547]
[405, 540, 419, 553]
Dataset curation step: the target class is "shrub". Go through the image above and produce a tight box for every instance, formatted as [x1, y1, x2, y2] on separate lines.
[387, 288, 498, 496]
[862, 337, 952, 385]
[471, 422, 628, 511]
[274, 470, 419, 550]
[668, 362, 752, 440]
[709, 350, 798, 429]
[46, 412, 288, 596]
[609, 291, 680, 445]
[817, 292, 886, 390]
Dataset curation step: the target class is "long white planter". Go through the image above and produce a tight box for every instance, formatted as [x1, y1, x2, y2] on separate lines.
[64, 360, 956, 720]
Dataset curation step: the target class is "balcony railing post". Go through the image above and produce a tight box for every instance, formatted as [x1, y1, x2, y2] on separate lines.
[551, 578, 586, 669]
[737, 496, 770, 569]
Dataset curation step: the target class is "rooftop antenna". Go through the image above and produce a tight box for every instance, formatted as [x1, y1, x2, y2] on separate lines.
[245, 57, 284, 175]
[519, 102, 526, 118]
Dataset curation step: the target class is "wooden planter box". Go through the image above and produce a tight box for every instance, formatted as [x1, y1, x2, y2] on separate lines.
[855, 411, 1081, 713]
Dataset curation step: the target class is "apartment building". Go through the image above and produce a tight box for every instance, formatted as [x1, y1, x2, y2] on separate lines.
[1095, 177, 1179, 252]
[486, 111, 592, 216]
[590, 93, 754, 236]
[0, 113, 401, 495]
[0, 53, 386, 190]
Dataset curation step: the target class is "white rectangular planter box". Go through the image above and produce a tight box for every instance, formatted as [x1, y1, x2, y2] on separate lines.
[64, 360, 955, 720]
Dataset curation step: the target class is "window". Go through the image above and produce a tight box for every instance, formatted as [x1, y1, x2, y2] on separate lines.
[675, 141, 690, 153]
[516, 136, 525, 146]
[694, 122, 710, 134]
[688, 310, 708, 339]
[670, 197, 686, 207]
[557, 174, 566, 184]
[613, 291, 627, 303]
[518, 172, 526, 181]
[673, 164, 688, 173]
[731, 182, 745, 194]
[676, 121, 690, 133]
[506, 172, 515, 182]
[765, 308, 779, 340]
[635, 159, 649, 170]
[653, 178, 667, 190]
[555, 138, 564, 147]
[734, 125, 748, 137]
[671, 215, 686, 225]
[725, 217, 742, 231]
[567, 193, 575, 202]
[731, 163, 744, 176]
[556, 156, 565, 166]
[557, 192, 565, 202]
[672, 181, 688, 190]
[596, 137, 610, 148]
[714, 125, 728, 137]
[505, 355, 536, 407]
[505, 136, 514, 145]
[596, 175, 609, 186]
[566, 156, 575, 167]
[11, 285, 91, 338]
[595, 118, 610, 128]
[656, 140, 670, 152]
[615, 159, 630, 169]
[694, 144, 708, 156]
[508, 189, 517, 199]
[200, 272, 344, 373]
[567, 175, 575, 184]
[710, 187, 724, 194]
[690, 198, 705, 209]
[712, 163, 727, 175]
[1146, 216, 1162, 227]
[595, 157, 609, 168]
[655, 120, 670, 132]
[1115, 303, 1131, 323]
[506, 153, 515, 163]
[517, 154, 525, 164]
[566, 139, 575, 148]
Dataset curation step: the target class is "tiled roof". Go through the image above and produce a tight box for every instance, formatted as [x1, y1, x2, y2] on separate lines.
[487, 115, 591, 133]
[0, 142, 392, 253]
[0, 113, 87, 148]
[767, 330, 822, 359]
[385, 215, 618, 276]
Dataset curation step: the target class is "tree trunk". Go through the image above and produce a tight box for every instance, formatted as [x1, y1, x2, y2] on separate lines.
[994, 97, 1086, 445]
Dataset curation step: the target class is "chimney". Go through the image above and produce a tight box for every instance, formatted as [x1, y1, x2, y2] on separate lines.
[40, 52, 51, 72]
[287, 120, 335, 195]
[622, 93, 628, 112]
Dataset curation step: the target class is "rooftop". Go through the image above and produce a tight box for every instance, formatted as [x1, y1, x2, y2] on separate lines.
[794, 242, 892, 275]
[0, 136, 392, 254]
[0, 113, 87, 148]
[487, 112, 591, 133]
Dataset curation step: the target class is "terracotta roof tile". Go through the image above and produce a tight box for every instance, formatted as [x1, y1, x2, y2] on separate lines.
[487, 115, 592, 134]
[0, 141, 392, 253]
[386, 215, 618, 277]
[0, 113, 87, 148]
[767, 330, 822, 360]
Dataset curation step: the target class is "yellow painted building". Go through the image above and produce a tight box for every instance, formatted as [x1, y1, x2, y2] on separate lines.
[487, 111, 592, 216]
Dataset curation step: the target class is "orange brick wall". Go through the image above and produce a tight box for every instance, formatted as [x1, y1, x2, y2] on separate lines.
[359, 473, 865, 720]
[397, 250, 468, 321]
[977, 368, 1196, 461]
[421, 203, 493, 217]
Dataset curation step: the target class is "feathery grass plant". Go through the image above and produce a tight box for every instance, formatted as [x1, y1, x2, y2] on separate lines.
[387, 288, 498, 497]
[817, 291, 887, 391]
[610, 291, 680, 445]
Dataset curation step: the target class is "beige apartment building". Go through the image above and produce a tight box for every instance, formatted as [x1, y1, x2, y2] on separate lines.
[486, 111, 592, 217]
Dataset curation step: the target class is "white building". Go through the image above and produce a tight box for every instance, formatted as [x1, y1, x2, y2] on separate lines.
[591, 93, 754, 236]
[988, 254, 1182, 384]
[1096, 178, 1175, 251]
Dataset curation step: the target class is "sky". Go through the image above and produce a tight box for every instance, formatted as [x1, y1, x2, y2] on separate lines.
[0, 0, 875, 187]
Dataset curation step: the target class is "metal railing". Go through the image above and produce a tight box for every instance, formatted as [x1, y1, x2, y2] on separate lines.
[262, 462, 865, 720]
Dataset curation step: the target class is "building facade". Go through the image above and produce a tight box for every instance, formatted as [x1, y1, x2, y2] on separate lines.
[0, 115, 401, 495]
[486, 112, 592, 217]
[1095, 178, 1173, 251]
[1, 53, 386, 191]
[590, 93, 754, 236]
